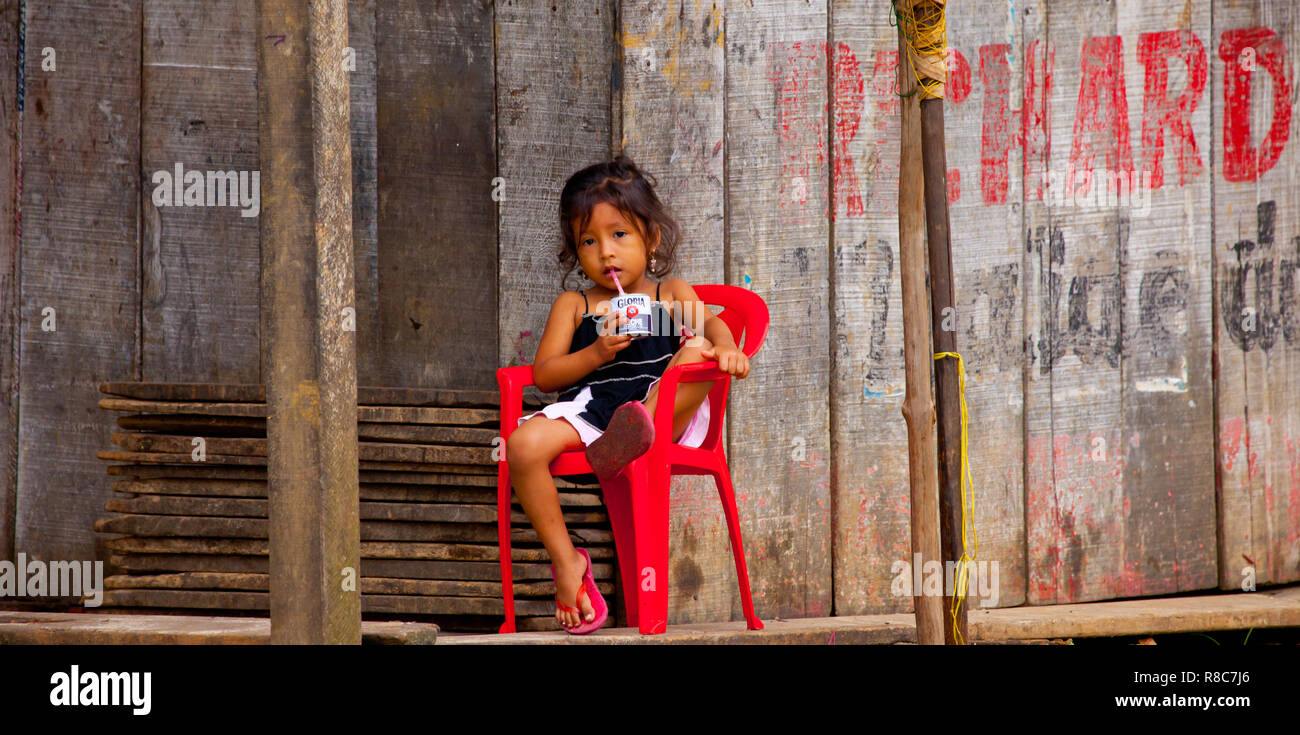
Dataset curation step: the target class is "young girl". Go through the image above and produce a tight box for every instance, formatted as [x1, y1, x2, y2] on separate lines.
[506, 155, 752, 633]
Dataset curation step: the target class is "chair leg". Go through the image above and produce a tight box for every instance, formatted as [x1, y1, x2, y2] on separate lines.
[599, 470, 640, 629]
[713, 462, 764, 631]
[497, 463, 516, 634]
[631, 458, 670, 635]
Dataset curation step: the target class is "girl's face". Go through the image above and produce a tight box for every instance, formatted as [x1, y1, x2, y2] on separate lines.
[573, 201, 657, 293]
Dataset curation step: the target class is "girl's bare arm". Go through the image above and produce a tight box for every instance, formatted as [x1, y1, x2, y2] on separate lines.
[531, 291, 603, 394]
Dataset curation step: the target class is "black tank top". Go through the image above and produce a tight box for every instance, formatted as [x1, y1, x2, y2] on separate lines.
[558, 281, 681, 432]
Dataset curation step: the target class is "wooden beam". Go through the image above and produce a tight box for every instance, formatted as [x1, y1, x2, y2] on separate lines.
[257, 0, 360, 644]
[897, 24, 944, 645]
[915, 6, 966, 642]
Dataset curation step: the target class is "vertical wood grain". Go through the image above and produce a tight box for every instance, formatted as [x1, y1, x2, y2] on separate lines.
[618, 1, 732, 624]
[726, 0, 832, 619]
[1213, 0, 1300, 589]
[0, 0, 18, 561]
[377, 0, 496, 389]
[496, 0, 614, 401]
[141, 0, 260, 384]
[830, 0, 912, 614]
[17, 0, 142, 565]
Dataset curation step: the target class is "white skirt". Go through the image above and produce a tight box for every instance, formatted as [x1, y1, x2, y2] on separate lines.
[517, 382, 711, 449]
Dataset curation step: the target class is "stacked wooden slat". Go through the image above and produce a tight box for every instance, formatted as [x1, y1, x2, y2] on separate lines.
[93, 382, 614, 632]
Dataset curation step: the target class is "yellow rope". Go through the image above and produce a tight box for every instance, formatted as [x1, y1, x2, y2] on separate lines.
[933, 350, 976, 645]
[891, 0, 948, 100]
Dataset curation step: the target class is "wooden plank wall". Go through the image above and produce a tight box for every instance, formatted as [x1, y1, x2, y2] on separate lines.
[1115, 0, 1216, 599]
[725, 1, 834, 619]
[377, 1, 496, 390]
[1213, 1, 1300, 589]
[17, 0, 142, 563]
[4, 0, 1299, 617]
[830, 0, 913, 614]
[1023, 0, 1218, 603]
[141, 1, 259, 383]
[943, 0, 1029, 608]
[495, 0, 615, 401]
[0, 0, 18, 562]
[617, 3, 733, 622]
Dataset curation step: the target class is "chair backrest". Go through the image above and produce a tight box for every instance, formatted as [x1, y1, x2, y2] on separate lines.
[691, 285, 769, 359]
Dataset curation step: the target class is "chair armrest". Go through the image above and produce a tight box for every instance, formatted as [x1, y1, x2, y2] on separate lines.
[649, 361, 727, 439]
[497, 365, 536, 443]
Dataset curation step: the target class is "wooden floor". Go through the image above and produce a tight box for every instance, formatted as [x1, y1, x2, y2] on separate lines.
[440, 586, 1300, 644]
[3, 586, 1296, 645]
[0, 610, 439, 645]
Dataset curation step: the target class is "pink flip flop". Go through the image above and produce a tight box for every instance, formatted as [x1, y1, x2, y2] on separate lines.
[585, 401, 655, 481]
[551, 548, 608, 635]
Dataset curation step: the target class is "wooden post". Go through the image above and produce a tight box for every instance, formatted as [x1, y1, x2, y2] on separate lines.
[897, 25, 945, 645]
[902, 0, 968, 645]
[921, 97, 966, 644]
[258, 0, 361, 644]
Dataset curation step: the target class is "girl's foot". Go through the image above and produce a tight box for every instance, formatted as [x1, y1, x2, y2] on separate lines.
[553, 548, 596, 629]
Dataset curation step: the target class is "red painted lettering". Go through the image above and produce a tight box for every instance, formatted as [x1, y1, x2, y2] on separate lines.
[1137, 30, 1207, 189]
[1218, 27, 1292, 182]
[1023, 39, 1054, 200]
[980, 42, 1053, 203]
[947, 48, 971, 104]
[1069, 36, 1133, 196]
[832, 41, 866, 222]
[979, 44, 1016, 204]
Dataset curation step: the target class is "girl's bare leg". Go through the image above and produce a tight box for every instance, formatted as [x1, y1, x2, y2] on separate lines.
[642, 337, 715, 441]
[505, 416, 596, 629]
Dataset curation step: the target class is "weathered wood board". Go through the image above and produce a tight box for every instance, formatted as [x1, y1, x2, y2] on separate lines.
[1113, 0, 1216, 598]
[111, 477, 601, 506]
[102, 571, 613, 600]
[109, 553, 614, 582]
[348, 0, 380, 385]
[105, 536, 614, 562]
[140, 0, 260, 384]
[1024, 0, 1218, 603]
[106, 462, 600, 489]
[495, 0, 615, 404]
[102, 493, 607, 525]
[100, 381, 536, 407]
[941, 0, 1029, 608]
[376, 0, 496, 389]
[830, 0, 916, 615]
[1212, 0, 1300, 589]
[99, 588, 566, 617]
[98, 397, 499, 425]
[618, 0, 733, 626]
[725, 1, 832, 618]
[0, 0, 19, 562]
[96, 513, 611, 545]
[16, 0, 142, 564]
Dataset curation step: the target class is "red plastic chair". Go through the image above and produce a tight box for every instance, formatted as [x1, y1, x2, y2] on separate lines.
[496, 284, 769, 634]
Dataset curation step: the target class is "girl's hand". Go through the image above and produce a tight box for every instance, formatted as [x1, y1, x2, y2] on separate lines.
[701, 344, 750, 379]
[591, 311, 633, 363]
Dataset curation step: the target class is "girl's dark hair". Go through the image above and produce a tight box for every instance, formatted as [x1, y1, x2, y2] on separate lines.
[556, 154, 681, 291]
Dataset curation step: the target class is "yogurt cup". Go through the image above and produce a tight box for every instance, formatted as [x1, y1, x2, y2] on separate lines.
[611, 293, 652, 338]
